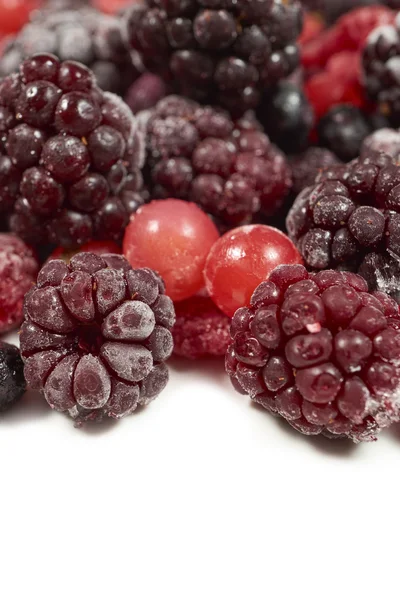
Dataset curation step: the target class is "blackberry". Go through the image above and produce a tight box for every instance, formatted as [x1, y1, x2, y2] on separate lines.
[362, 13, 400, 127]
[289, 147, 342, 197]
[286, 152, 400, 300]
[0, 53, 146, 249]
[362, 127, 400, 159]
[124, 0, 303, 116]
[143, 95, 292, 226]
[20, 252, 175, 424]
[227, 264, 400, 443]
[317, 105, 374, 162]
[125, 73, 168, 114]
[0, 4, 139, 95]
[257, 82, 314, 154]
[0, 342, 26, 412]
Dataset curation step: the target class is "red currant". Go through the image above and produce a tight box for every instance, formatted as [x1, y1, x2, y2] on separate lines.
[204, 225, 303, 317]
[123, 199, 219, 302]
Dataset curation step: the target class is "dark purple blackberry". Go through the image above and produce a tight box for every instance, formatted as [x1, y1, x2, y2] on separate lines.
[143, 95, 292, 227]
[0, 53, 147, 249]
[361, 127, 400, 159]
[0, 5, 140, 95]
[362, 13, 400, 127]
[257, 82, 314, 154]
[286, 152, 400, 300]
[125, 73, 168, 114]
[227, 264, 400, 443]
[124, 0, 303, 116]
[0, 342, 26, 412]
[20, 252, 175, 424]
[289, 147, 342, 196]
[317, 105, 374, 162]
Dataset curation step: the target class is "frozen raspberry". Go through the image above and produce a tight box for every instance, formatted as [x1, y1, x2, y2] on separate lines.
[289, 147, 342, 196]
[172, 295, 231, 360]
[143, 95, 292, 227]
[298, 12, 325, 48]
[0, 53, 146, 249]
[204, 224, 303, 317]
[0, 342, 26, 412]
[124, 0, 302, 116]
[20, 252, 175, 424]
[0, 5, 139, 95]
[0, 233, 38, 334]
[362, 127, 400, 159]
[125, 73, 168, 114]
[123, 199, 219, 302]
[227, 264, 400, 443]
[362, 13, 400, 127]
[0, 0, 41, 36]
[257, 82, 314, 154]
[302, 1, 396, 24]
[286, 152, 400, 300]
[317, 105, 374, 162]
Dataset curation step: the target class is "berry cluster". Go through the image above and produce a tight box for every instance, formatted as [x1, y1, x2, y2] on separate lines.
[0, 53, 146, 248]
[227, 265, 400, 443]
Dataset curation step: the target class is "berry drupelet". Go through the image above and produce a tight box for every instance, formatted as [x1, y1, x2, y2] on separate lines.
[0, 4, 139, 95]
[362, 127, 400, 159]
[142, 95, 292, 227]
[363, 12, 400, 127]
[20, 252, 175, 424]
[227, 264, 400, 443]
[0, 53, 146, 249]
[0, 342, 26, 413]
[317, 105, 375, 162]
[286, 152, 400, 301]
[289, 147, 341, 197]
[124, 0, 303, 116]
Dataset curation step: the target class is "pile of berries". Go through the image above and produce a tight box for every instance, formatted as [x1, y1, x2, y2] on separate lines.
[0, 0, 398, 447]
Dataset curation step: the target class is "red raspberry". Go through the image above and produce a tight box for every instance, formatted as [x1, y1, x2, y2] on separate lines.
[227, 265, 400, 443]
[20, 252, 175, 425]
[172, 295, 231, 360]
[0, 233, 38, 334]
[298, 12, 325, 48]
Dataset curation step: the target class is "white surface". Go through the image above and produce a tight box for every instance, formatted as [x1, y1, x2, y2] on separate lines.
[1, 330, 399, 600]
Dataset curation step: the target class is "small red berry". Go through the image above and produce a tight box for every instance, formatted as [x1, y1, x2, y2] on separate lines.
[0, 0, 40, 35]
[204, 225, 303, 318]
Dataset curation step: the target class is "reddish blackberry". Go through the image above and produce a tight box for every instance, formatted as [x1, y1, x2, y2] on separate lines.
[20, 252, 175, 424]
[289, 147, 342, 197]
[257, 82, 314, 154]
[0, 342, 26, 413]
[286, 152, 400, 301]
[172, 295, 231, 359]
[317, 105, 375, 162]
[0, 5, 139, 95]
[0, 53, 146, 249]
[143, 95, 292, 226]
[362, 127, 400, 159]
[0, 234, 38, 334]
[124, 0, 303, 116]
[362, 13, 400, 127]
[227, 264, 400, 443]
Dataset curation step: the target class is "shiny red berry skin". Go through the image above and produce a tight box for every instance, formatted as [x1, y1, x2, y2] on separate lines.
[123, 199, 220, 302]
[204, 225, 303, 318]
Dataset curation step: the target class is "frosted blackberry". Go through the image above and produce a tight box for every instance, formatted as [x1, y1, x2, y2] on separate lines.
[317, 105, 374, 162]
[20, 252, 175, 424]
[227, 264, 400, 443]
[0, 342, 26, 413]
[362, 13, 400, 127]
[0, 53, 146, 249]
[362, 127, 400, 159]
[143, 95, 292, 226]
[289, 147, 342, 197]
[124, 0, 302, 116]
[0, 4, 139, 95]
[286, 152, 400, 301]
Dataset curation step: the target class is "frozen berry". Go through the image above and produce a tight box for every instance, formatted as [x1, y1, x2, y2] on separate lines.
[362, 127, 400, 159]
[317, 105, 374, 162]
[204, 225, 303, 318]
[123, 199, 219, 302]
[0, 233, 38, 334]
[0, 5, 139, 95]
[49, 240, 121, 263]
[143, 95, 292, 227]
[125, 0, 302, 116]
[257, 82, 314, 154]
[0, 0, 40, 35]
[20, 252, 175, 424]
[287, 152, 400, 300]
[289, 147, 342, 196]
[172, 295, 231, 360]
[227, 265, 400, 443]
[125, 73, 167, 114]
[298, 12, 324, 47]
[0, 342, 26, 412]
[0, 53, 146, 248]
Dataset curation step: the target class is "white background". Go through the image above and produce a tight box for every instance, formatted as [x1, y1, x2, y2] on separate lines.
[1, 331, 399, 600]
